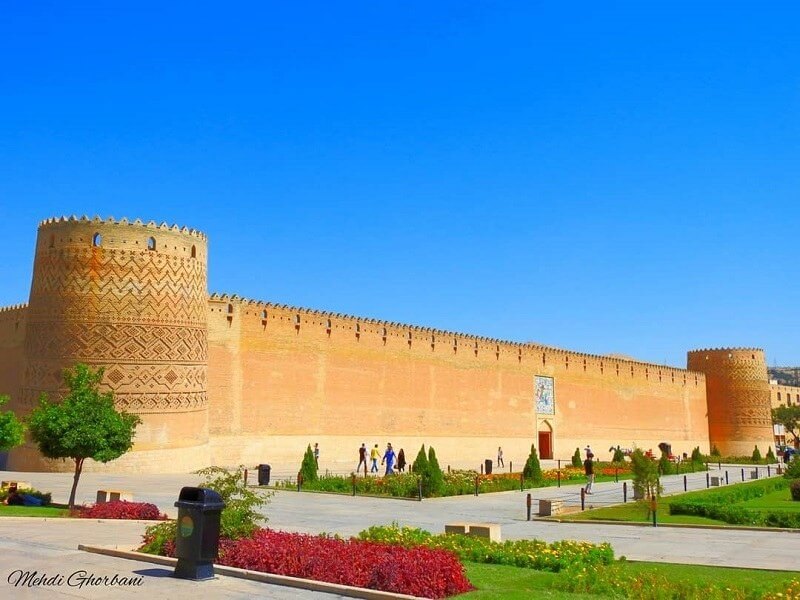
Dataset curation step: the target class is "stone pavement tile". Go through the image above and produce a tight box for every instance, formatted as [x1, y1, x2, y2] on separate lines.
[0, 519, 343, 600]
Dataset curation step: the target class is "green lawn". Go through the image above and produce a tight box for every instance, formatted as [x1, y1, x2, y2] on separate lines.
[562, 501, 726, 525]
[561, 478, 800, 526]
[739, 489, 800, 512]
[461, 563, 592, 599]
[462, 560, 799, 599]
[0, 505, 69, 518]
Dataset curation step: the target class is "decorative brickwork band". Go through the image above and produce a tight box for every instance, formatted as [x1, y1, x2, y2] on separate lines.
[14, 217, 211, 471]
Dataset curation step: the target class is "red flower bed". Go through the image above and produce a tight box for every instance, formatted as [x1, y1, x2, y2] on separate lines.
[217, 529, 473, 598]
[74, 500, 168, 520]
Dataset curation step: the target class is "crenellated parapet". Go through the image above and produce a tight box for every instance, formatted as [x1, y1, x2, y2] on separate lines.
[208, 293, 700, 385]
[687, 348, 773, 455]
[0, 304, 28, 318]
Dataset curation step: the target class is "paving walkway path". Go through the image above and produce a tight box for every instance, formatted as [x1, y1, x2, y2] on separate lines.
[0, 464, 796, 599]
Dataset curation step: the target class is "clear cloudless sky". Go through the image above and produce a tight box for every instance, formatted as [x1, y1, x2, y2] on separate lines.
[1, 2, 798, 368]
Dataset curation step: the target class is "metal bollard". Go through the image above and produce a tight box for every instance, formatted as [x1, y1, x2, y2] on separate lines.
[480, 463, 484, 475]
[725, 471, 729, 485]
[510, 461, 512, 473]
[581, 488, 585, 511]
[557, 470, 561, 488]
[623, 481, 627, 503]
[243, 469, 248, 487]
[418, 477, 422, 501]
[351, 473, 356, 497]
[526, 493, 531, 521]
[683, 475, 687, 492]
[755, 468, 759, 480]
[448, 465, 450, 473]
[718, 462, 721, 470]
[706, 472, 710, 488]
[520, 473, 524, 492]
[475, 476, 479, 497]
[651, 497, 658, 528]
[768, 465, 771, 477]
[741, 468, 745, 481]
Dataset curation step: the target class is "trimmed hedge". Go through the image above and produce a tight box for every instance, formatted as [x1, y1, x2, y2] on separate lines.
[668, 479, 800, 527]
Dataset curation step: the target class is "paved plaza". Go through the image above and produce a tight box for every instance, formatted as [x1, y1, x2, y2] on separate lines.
[0, 466, 797, 598]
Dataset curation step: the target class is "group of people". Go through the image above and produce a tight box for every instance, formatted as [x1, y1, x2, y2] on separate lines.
[357, 443, 406, 475]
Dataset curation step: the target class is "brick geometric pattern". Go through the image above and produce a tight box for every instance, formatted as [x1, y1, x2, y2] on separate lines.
[687, 349, 773, 453]
[21, 222, 208, 415]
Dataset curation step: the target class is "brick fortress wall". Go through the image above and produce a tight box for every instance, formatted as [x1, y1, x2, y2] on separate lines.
[0, 215, 730, 473]
[206, 296, 710, 472]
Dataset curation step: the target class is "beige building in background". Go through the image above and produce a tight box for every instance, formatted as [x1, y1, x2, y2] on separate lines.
[0, 216, 788, 474]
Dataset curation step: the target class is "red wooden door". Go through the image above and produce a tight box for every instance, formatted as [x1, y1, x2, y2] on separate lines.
[538, 431, 553, 459]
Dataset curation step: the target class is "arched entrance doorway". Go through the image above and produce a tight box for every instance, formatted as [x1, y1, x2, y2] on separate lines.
[538, 420, 553, 459]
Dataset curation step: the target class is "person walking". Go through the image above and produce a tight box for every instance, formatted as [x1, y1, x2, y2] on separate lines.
[357, 443, 368, 473]
[584, 452, 595, 494]
[497, 446, 504, 468]
[381, 442, 396, 476]
[370, 444, 380, 473]
[396, 448, 406, 472]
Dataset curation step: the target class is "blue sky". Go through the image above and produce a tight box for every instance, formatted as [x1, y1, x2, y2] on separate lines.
[1, 2, 798, 367]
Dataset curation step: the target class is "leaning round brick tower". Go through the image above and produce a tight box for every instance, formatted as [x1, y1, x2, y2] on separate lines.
[687, 347, 774, 457]
[8, 216, 210, 472]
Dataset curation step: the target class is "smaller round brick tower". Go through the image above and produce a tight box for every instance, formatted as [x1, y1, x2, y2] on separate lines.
[687, 348, 774, 456]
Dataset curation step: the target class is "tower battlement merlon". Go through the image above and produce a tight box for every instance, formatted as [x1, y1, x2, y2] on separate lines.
[38, 215, 207, 241]
[0, 304, 28, 320]
[35, 216, 208, 262]
[209, 293, 700, 375]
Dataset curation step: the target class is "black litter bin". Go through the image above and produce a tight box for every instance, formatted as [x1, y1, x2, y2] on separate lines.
[484, 459, 493, 475]
[258, 464, 271, 486]
[173, 486, 225, 581]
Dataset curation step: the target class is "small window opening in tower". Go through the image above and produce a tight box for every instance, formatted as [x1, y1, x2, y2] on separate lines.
[191, 245, 196, 258]
[227, 304, 233, 314]
[92, 232, 102, 247]
[147, 236, 156, 251]
[261, 310, 267, 319]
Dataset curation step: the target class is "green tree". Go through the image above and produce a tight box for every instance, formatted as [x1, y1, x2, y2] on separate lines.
[658, 451, 674, 476]
[784, 455, 800, 480]
[710, 445, 721, 457]
[299, 444, 318, 483]
[773, 405, 800, 446]
[571, 447, 582, 468]
[0, 395, 25, 452]
[522, 444, 543, 484]
[630, 448, 662, 500]
[413, 445, 431, 495]
[27, 364, 140, 508]
[752, 445, 762, 463]
[691, 446, 702, 463]
[766, 446, 776, 463]
[427, 446, 444, 496]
